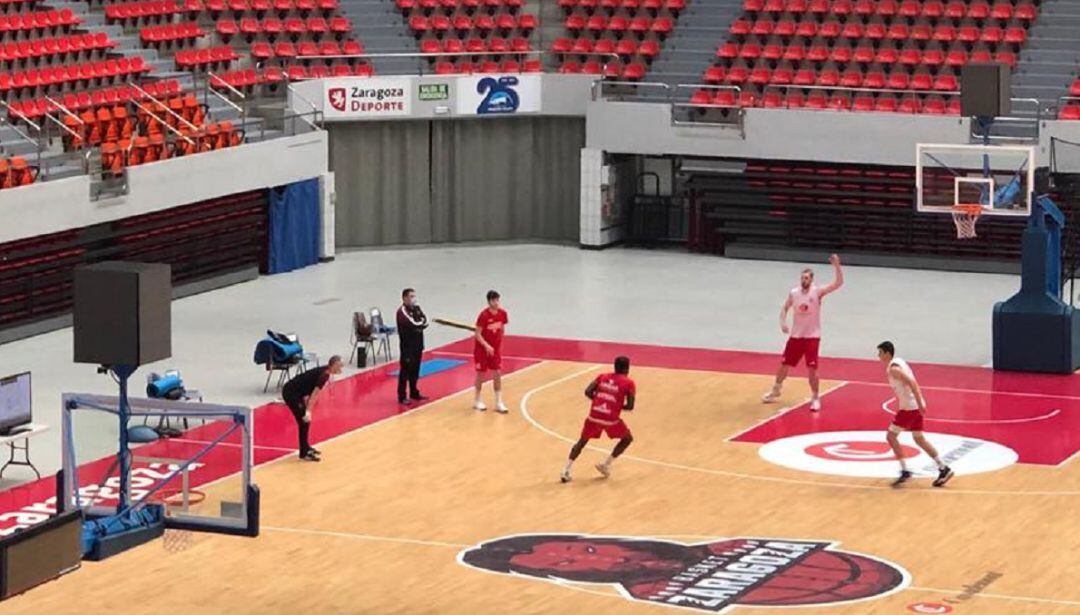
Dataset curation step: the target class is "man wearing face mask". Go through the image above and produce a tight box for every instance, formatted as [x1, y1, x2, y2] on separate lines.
[396, 287, 429, 406]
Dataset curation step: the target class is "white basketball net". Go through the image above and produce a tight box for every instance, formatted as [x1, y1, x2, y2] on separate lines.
[951, 206, 982, 239]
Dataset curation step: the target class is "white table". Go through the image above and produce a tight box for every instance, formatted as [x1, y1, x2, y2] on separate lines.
[0, 423, 48, 480]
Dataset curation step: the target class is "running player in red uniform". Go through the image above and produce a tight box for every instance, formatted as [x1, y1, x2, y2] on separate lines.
[560, 356, 636, 483]
[473, 290, 509, 413]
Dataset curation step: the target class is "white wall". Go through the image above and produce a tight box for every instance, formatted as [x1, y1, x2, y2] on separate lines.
[0, 132, 329, 245]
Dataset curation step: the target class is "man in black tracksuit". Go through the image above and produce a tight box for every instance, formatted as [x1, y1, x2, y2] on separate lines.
[282, 355, 343, 461]
[396, 287, 429, 406]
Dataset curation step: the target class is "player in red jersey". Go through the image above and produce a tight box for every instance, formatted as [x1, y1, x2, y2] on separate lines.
[473, 290, 510, 413]
[561, 356, 636, 483]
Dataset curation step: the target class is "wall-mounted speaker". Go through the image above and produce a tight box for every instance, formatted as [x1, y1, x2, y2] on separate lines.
[960, 63, 1011, 118]
[73, 262, 172, 367]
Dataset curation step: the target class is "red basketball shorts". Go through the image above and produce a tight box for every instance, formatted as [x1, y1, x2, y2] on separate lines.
[892, 409, 925, 432]
[580, 418, 631, 440]
[473, 346, 502, 372]
[782, 337, 820, 368]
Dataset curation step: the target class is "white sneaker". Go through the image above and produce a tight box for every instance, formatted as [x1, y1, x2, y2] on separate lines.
[474, 400, 487, 411]
[810, 398, 821, 412]
[560, 470, 572, 483]
[595, 463, 611, 478]
[495, 402, 509, 413]
[762, 389, 781, 403]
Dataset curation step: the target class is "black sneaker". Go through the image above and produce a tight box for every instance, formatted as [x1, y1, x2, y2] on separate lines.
[891, 470, 913, 488]
[932, 466, 954, 487]
[300, 450, 321, 462]
[309, 447, 321, 455]
[411, 394, 429, 402]
[398, 398, 412, 406]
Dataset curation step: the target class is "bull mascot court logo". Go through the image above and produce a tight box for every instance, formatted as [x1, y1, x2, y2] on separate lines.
[458, 534, 909, 612]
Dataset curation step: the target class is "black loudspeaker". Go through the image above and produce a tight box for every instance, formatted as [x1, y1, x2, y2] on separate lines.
[73, 262, 172, 367]
[960, 63, 1011, 117]
[0, 510, 82, 601]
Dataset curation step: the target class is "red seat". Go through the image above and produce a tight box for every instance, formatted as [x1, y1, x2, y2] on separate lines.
[944, 0, 965, 17]
[724, 64, 748, 83]
[717, 41, 738, 59]
[762, 91, 783, 108]
[616, 38, 637, 55]
[1060, 104, 1080, 120]
[980, 25, 1003, 44]
[967, 0, 990, 18]
[886, 22, 909, 40]
[932, 24, 955, 42]
[782, 43, 806, 61]
[816, 67, 839, 86]
[886, 70, 909, 89]
[990, 0, 1012, 18]
[945, 46, 967, 66]
[748, 65, 771, 84]
[957, 24, 979, 43]
[863, 68, 886, 88]
[852, 93, 874, 111]
[899, 46, 920, 65]
[1004, 26, 1026, 44]
[806, 41, 829, 62]
[994, 50, 1017, 67]
[828, 93, 850, 111]
[792, 67, 815, 85]
[771, 65, 793, 84]
[874, 43, 898, 64]
[865, 20, 886, 40]
[839, 68, 862, 87]
[874, 95, 898, 112]
[805, 91, 827, 109]
[703, 65, 725, 83]
[898, 96, 921, 113]
[1014, 2, 1036, 19]
[830, 43, 852, 63]
[923, 96, 947, 114]
[623, 62, 646, 79]
[740, 41, 761, 59]
[923, 47, 945, 66]
[877, 0, 898, 15]
[819, 19, 841, 38]
[933, 73, 958, 91]
[922, 0, 943, 17]
[785, 91, 804, 108]
[911, 72, 932, 89]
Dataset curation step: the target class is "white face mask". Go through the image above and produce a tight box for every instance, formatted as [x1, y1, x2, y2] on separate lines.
[409, 297, 419, 306]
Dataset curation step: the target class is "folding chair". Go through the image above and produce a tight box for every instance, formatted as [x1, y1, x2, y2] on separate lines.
[348, 311, 378, 367]
[370, 307, 395, 363]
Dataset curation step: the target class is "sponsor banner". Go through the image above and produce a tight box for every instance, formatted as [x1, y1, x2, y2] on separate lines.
[459, 533, 909, 613]
[418, 82, 449, 102]
[758, 431, 1018, 478]
[455, 75, 540, 116]
[323, 78, 412, 119]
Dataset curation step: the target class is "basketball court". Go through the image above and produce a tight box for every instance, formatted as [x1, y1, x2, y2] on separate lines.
[3, 334, 1079, 614]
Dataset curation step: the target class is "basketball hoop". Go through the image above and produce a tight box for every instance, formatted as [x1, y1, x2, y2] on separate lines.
[150, 488, 206, 553]
[951, 204, 983, 239]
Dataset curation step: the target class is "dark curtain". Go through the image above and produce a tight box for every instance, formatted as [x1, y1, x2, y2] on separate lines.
[267, 178, 320, 274]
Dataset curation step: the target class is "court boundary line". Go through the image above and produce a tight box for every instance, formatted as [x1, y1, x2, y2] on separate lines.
[517, 365, 1080, 497]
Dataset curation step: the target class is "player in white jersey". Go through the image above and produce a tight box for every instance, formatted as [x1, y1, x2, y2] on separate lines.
[762, 254, 844, 411]
[877, 341, 954, 488]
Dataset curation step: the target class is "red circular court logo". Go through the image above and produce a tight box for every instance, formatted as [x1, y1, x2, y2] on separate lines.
[908, 602, 954, 613]
[805, 441, 919, 462]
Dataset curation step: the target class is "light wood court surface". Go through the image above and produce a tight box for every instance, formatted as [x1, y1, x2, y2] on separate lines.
[8, 360, 1080, 614]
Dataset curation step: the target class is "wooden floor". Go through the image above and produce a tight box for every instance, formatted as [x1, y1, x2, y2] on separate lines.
[7, 358, 1080, 614]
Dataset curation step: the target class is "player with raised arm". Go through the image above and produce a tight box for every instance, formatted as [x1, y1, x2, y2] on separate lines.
[762, 254, 844, 412]
[878, 341, 954, 488]
[560, 356, 636, 484]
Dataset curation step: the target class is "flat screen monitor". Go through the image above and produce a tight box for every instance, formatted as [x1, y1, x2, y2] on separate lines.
[0, 373, 31, 435]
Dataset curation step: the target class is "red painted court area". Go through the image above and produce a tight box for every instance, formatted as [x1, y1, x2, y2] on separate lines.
[733, 382, 1080, 466]
[2, 335, 1079, 534]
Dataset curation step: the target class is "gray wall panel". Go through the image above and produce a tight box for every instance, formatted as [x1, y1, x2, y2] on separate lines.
[331, 117, 583, 247]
